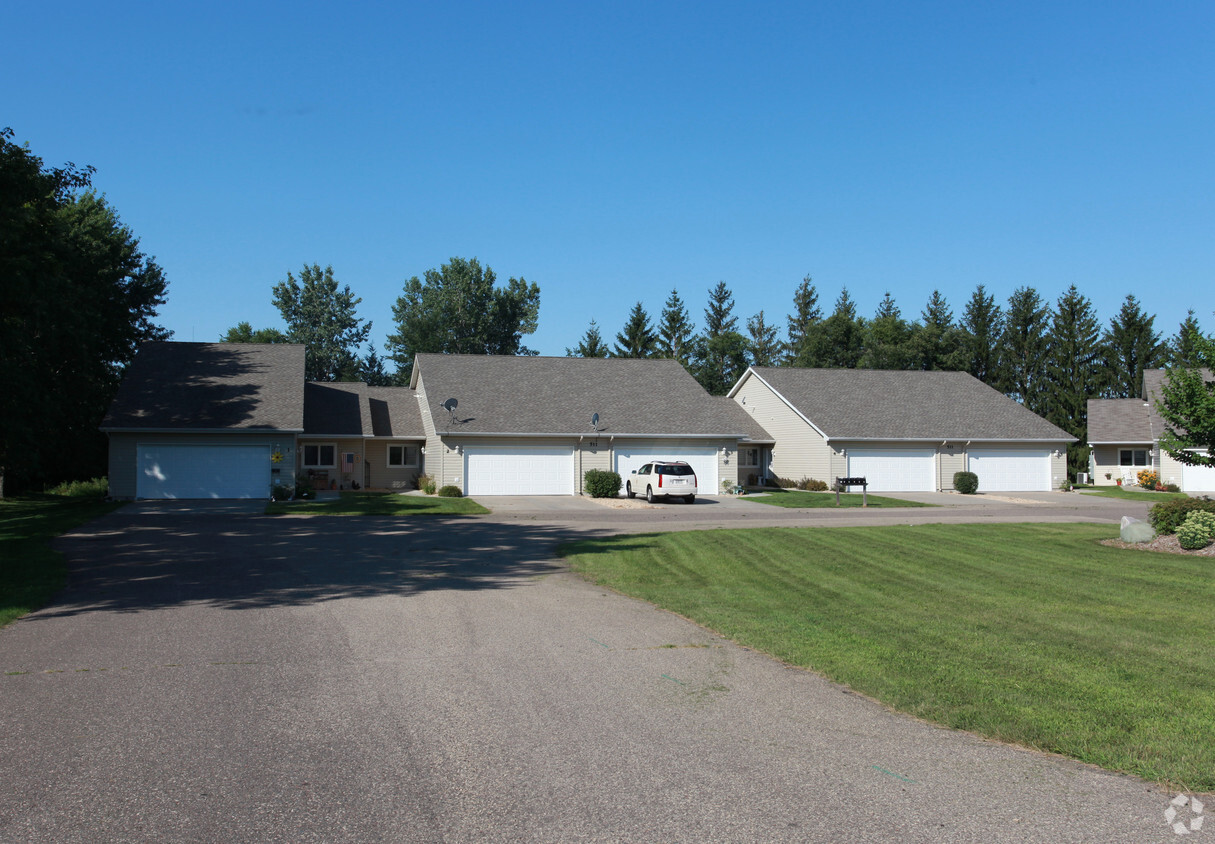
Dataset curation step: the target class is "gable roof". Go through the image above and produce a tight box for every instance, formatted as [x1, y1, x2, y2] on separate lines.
[102, 342, 306, 432]
[411, 354, 760, 438]
[734, 367, 1074, 441]
[1086, 398, 1153, 444]
[303, 382, 425, 438]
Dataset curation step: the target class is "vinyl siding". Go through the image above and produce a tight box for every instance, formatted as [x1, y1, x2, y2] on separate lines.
[577, 439, 613, 494]
[939, 447, 966, 491]
[365, 438, 425, 490]
[297, 437, 365, 490]
[108, 431, 290, 499]
[733, 375, 831, 485]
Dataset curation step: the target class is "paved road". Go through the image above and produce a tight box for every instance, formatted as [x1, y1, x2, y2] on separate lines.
[0, 494, 1185, 842]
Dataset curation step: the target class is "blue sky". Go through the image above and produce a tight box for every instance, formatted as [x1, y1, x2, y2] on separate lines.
[6, 1, 1213, 362]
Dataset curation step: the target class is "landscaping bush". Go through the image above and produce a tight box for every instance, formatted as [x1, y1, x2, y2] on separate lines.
[415, 473, 434, 492]
[272, 482, 294, 500]
[437, 485, 463, 498]
[1149, 496, 1215, 534]
[1164, 483, 1181, 493]
[423, 479, 437, 495]
[953, 471, 979, 495]
[1137, 469, 1159, 489]
[774, 476, 798, 489]
[44, 477, 108, 498]
[293, 475, 315, 499]
[797, 478, 828, 492]
[1177, 510, 1215, 550]
[584, 469, 622, 499]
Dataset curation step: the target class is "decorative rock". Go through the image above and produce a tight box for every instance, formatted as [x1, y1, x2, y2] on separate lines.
[1120, 516, 1155, 543]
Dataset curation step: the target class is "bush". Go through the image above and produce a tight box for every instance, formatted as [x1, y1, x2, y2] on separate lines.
[423, 479, 437, 495]
[1164, 483, 1181, 493]
[953, 471, 979, 495]
[294, 475, 315, 500]
[774, 476, 798, 489]
[416, 473, 434, 492]
[797, 478, 828, 492]
[1149, 496, 1215, 534]
[1137, 469, 1159, 489]
[583, 469, 622, 498]
[45, 477, 108, 498]
[437, 485, 463, 498]
[272, 482, 294, 500]
[1177, 511, 1215, 550]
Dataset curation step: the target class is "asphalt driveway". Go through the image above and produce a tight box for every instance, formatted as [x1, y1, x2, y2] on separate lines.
[0, 496, 1180, 843]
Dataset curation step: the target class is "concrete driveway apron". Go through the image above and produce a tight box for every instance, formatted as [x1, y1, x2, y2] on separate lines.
[0, 497, 1178, 843]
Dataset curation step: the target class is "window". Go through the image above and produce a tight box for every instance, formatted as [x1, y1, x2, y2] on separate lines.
[739, 447, 760, 468]
[387, 444, 419, 468]
[1119, 449, 1149, 467]
[302, 444, 336, 468]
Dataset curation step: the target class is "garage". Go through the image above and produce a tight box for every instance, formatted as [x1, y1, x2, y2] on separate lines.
[614, 446, 719, 495]
[1182, 456, 1215, 493]
[846, 448, 935, 492]
[137, 444, 271, 499]
[968, 448, 1052, 492]
[464, 445, 574, 496]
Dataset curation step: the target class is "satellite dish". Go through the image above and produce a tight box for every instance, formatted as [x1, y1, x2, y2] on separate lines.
[442, 398, 458, 412]
[591, 412, 600, 430]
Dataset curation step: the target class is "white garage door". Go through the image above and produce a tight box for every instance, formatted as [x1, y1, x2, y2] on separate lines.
[614, 446, 718, 495]
[968, 448, 1051, 492]
[1182, 456, 1215, 493]
[137, 444, 271, 499]
[846, 448, 935, 492]
[464, 446, 574, 496]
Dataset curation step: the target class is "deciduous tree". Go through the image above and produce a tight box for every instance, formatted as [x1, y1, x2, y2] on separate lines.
[272, 264, 371, 382]
[1156, 321, 1215, 469]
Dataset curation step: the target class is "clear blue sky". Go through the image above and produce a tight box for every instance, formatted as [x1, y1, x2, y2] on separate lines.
[6, 1, 1213, 362]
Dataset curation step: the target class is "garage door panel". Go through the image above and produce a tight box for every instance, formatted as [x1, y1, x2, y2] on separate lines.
[1182, 458, 1215, 493]
[464, 446, 574, 496]
[613, 447, 718, 495]
[968, 449, 1050, 492]
[137, 444, 270, 499]
[846, 448, 934, 492]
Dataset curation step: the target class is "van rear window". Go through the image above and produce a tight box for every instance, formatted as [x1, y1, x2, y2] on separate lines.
[656, 465, 694, 476]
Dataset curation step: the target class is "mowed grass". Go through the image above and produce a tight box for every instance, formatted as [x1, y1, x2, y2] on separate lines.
[1080, 486, 1189, 502]
[266, 491, 488, 516]
[1, 492, 122, 627]
[561, 523, 1215, 789]
[740, 489, 933, 508]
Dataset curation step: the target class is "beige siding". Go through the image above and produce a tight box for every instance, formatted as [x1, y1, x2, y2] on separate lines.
[107, 431, 292, 499]
[939, 446, 966, 490]
[734, 376, 831, 485]
[1089, 444, 1157, 486]
[297, 437, 365, 490]
[577, 438, 613, 494]
[1158, 449, 1186, 489]
[364, 438, 425, 490]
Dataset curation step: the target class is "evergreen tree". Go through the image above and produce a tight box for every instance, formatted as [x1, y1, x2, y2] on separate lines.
[799, 288, 863, 368]
[998, 286, 1050, 415]
[912, 289, 962, 371]
[746, 310, 783, 367]
[1102, 294, 1163, 398]
[657, 289, 695, 364]
[859, 292, 913, 370]
[1166, 309, 1206, 367]
[703, 281, 738, 335]
[613, 303, 657, 358]
[958, 285, 1004, 385]
[1044, 285, 1104, 476]
[273, 263, 372, 382]
[784, 275, 822, 364]
[359, 343, 393, 386]
[693, 282, 747, 393]
[566, 319, 610, 358]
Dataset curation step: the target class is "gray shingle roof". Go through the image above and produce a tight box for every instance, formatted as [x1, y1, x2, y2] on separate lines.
[740, 367, 1074, 441]
[412, 354, 755, 437]
[102, 342, 306, 431]
[366, 386, 424, 438]
[303, 383, 426, 438]
[1086, 398, 1153, 443]
[713, 397, 775, 443]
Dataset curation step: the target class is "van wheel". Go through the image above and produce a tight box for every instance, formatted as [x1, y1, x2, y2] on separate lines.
[626, 482, 635, 499]
[646, 486, 655, 503]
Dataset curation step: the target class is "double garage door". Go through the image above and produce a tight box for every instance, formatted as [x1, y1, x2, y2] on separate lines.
[968, 448, 1052, 492]
[137, 444, 271, 499]
[844, 447, 1053, 492]
[614, 446, 719, 495]
[464, 446, 575, 496]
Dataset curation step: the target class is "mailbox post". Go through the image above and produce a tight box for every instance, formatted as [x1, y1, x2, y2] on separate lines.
[835, 476, 869, 507]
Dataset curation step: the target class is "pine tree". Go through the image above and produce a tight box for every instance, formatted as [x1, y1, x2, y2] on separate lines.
[999, 286, 1050, 414]
[1166, 310, 1206, 367]
[958, 285, 1003, 385]
[912, 289, 961, 371]
[1102, 294, 1163, 398]
[785, 275, 822, 364]
[566, 319, 610, 358]
[859, 292, 912, 370]
[800, 288, 863, 368]
[746, 311, 783, 367]
[693, 282, 748, 393]
[613, 303, 657, 358]
[1044, 285, 1104, 475]
[657, 289, 695, 364]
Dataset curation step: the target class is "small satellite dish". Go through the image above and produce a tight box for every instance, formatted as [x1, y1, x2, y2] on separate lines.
[442, 398, 459, 424]
[591, 412, 600, 430]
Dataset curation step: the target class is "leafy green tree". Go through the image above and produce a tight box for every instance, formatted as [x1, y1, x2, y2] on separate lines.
[613, 302, 657, 358]
[220, 321, 288, 344]
[958, 285, 1004, 385]
[860, 292, 913, 370]
[998, 286, 1050, 414]
[1166, 310, 1206, 367]
[0, 128, 169, 493]
[1156, 323, 1215, 469]
[386, 257, 541, 376]
[272, 264, 371, 382]
[784, 275, 822, 364]
[1044, 285, 1104, 475]
[566, 319, 610, 358]
[657, 289, 695, 364]
[798, 288, 863, 368]
[912, 289, 962, 371]
[1102, 294, 1163, 398]
[746, 310, 783, 367]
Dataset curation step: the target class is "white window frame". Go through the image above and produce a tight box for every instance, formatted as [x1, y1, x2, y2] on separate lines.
[738, 447, 760, 468]
[302, 443, 337, 468]
[387, 443, 420, 469]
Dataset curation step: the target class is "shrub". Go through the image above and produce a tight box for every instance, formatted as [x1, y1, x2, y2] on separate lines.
[774, 476, 798, 489]
[953, 471, 979, 495]
[415, 473, 434, 492]
[272, 482, 294, 501]
[1164, 483, 1181, 493]
[437, 485, 463, 498]
[1149, 497, 1215, 534]
[797, 478, 828, 492]
[584, 469, 622, 499]
[1177, 511, 1215, 550]
[423, 479, 437, 495]
[293, 475, 315, 499]
[1137, 469, 1159, 489]
[45, 477, 109, 498]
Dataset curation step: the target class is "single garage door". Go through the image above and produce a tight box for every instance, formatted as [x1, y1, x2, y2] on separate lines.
[968, 448, 1051, 492]
[137, 444, 271, 499]
[846, 448, 935, 492]
[464, 446, 574, 496]
[1182, 454, 1215, 493]
[614, 446, 718, 495]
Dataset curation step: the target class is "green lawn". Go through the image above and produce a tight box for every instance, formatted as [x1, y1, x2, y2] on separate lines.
[1080, 486, 1188, 502]
[265, 491, 488, 516]
[739, 488, 933, 508]
[1, 493, 122, 627]
[560, 523, 1215, 789]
